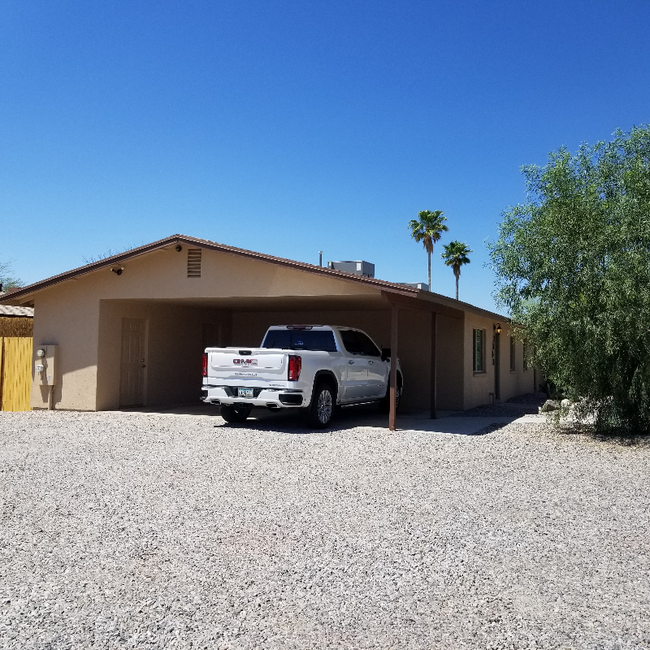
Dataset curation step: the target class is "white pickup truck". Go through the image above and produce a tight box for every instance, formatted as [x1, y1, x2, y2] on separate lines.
[201, 325, 403, 428]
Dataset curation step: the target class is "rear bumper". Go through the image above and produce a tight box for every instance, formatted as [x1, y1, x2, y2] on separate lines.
[201, 385, 305, 409]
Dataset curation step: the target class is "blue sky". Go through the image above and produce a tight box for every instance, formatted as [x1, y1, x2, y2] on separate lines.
[1, 0, 649, 313]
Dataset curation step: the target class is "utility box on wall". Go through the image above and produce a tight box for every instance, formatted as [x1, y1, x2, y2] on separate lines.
[35, 344, 58, 385]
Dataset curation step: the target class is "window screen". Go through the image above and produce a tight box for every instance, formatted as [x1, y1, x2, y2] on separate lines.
[473, 329, 485, 372]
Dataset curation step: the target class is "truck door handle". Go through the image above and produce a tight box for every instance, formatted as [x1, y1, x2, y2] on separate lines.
[368, 360, 374, 365]
[348, 360, 354, 364]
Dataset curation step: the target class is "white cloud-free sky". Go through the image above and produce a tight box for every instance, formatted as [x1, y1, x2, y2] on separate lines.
[2, 0, 649, 312]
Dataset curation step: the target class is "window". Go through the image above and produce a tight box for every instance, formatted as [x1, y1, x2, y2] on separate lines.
[523, 340, 529, 371]
[262, 330, 337, 351]
[510, 336, 516, 372]
[473, 329, 485, 372]
[340, 329, 381, 357]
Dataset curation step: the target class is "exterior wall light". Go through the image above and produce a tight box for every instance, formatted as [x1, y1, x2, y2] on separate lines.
[112, 267, 124, 275]
[494, 323, 502, 334]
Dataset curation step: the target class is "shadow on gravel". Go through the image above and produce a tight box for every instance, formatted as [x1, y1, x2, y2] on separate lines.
[215, 403, 395, 434]
[554, 421, 650, 447]
[121, 401, 391, 434]
[119, 402, 522, 436]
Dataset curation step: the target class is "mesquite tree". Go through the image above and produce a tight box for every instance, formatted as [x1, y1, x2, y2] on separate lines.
[489, 125, 650, 434]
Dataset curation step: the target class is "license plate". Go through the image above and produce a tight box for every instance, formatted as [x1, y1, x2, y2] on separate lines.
[238, 388, 254, 397]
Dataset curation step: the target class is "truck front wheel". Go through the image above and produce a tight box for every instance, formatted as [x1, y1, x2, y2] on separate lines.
[307, 382, 335, 428]
[220, 405, 252, 423]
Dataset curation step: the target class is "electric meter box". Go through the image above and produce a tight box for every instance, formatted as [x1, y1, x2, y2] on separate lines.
[35, 345, 58, 385]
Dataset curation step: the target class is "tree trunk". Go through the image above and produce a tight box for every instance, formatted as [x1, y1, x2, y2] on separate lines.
[427, 251, 431, 290]
[456, 275, 459, 300]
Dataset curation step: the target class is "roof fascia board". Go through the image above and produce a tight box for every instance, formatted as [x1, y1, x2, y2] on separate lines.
[381, 291, 465, 319]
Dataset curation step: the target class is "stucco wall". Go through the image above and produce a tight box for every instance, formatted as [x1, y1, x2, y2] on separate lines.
[499, 332, 537, 400]
[463, 315, 536, 410]
[31, 284, 100, 410]
[436, 313, 465, 411]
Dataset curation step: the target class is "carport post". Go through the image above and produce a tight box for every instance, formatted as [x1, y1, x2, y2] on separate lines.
[389, 302, 399, 431]
[431, 310, 437, 419]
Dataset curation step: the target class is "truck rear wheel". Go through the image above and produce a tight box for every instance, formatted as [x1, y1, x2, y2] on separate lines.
[307, 382, 335, 428]
[220, 405, 252, 423]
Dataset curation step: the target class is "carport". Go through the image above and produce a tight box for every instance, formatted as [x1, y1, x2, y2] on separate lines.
[96, 290, 466, 430]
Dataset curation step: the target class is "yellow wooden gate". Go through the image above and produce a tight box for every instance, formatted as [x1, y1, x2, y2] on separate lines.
[0, 337, 33, 411]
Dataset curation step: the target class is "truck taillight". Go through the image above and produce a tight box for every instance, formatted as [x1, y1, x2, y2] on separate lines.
[288, 355, 302, 381]
[202, 353, 208, 377]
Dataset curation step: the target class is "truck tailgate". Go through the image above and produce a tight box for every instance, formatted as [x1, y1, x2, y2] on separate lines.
[207, 349, 288, 380]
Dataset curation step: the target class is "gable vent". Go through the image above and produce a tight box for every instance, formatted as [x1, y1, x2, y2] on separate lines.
[187, 248, 202, 278]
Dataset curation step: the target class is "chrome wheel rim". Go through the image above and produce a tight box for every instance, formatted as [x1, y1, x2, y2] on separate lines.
[317, 389, 333, 424]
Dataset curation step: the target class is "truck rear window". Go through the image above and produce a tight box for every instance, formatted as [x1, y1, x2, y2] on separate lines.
[262, 330, 338, 351]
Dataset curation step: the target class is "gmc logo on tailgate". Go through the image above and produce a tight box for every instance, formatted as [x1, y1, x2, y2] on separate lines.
[233, 358, 258, 366]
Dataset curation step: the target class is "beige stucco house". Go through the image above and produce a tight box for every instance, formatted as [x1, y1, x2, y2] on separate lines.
[0, 235, 536, 417]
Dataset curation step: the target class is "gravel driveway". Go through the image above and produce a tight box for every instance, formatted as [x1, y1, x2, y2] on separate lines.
[1, 410, 649, 649]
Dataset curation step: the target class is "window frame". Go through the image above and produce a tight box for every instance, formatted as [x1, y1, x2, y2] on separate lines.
[523, 340, 529, 371]
[473, 328, 486, 373]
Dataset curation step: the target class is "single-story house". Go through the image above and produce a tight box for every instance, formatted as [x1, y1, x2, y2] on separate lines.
[0, 235, 536, 422]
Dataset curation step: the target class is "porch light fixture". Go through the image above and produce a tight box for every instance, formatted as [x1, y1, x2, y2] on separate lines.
[175, 245, 183, 252]
[112, 267, 124, 276]
[494, 323, 502, 334]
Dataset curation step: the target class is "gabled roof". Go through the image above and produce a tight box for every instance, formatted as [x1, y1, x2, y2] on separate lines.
[0, 234, 506, 321]
[0, 234, 419, 303]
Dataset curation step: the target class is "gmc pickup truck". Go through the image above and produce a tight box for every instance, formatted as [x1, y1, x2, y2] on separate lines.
[201, 325, 402, 428]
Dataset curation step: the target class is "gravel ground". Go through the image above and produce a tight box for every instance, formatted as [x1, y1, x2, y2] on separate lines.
[1, 411, 649, 649]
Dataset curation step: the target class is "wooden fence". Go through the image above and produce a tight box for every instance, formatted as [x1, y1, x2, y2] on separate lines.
[0, 337, 33, 411]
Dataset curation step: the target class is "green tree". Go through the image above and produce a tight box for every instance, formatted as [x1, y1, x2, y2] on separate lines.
[0, 260, 22, 292]
[441, 241, 472, 300]
[408, 210, 448, 290]
[489, 125, 650, 434]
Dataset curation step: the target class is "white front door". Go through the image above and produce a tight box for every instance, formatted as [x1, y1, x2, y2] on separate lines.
[119, 318, 147, 407]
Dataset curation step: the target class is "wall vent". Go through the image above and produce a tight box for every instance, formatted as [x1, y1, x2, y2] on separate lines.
[187, 248, 202, 278]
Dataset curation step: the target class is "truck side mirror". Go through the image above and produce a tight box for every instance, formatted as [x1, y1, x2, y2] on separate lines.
[381, 348, 391, 362]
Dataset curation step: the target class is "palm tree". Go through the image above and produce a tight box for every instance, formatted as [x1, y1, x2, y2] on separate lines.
[441, 240, 472, 300]
[408, 210, 449, 290]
